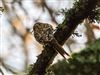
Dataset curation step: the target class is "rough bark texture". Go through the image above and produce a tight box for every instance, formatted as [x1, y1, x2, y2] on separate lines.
[28, 0, 100, 75]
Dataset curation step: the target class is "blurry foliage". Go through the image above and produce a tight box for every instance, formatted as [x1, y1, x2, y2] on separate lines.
[0, 7, 4, 12]
[50, 38, 100, 75]
[1, 0, 100, 74]
[73, 0, 100, 23]
[0, 7, 4, 16]
[45, 70, 55, 75]
[58, 0, 100, 29]
[89, 3, 100, 23]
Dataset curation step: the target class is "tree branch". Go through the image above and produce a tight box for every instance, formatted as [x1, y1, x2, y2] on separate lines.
[28, 0, 100, 75]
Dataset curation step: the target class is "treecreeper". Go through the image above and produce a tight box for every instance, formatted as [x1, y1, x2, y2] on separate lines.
[33, 22, 70, 59]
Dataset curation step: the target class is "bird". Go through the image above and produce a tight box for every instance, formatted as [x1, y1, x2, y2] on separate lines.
[33, 22, 70, 59]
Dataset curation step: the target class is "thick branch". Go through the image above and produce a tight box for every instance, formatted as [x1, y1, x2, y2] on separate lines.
[28, 0, 100, 75]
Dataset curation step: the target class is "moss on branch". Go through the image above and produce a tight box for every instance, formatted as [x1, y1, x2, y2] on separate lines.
[28, 0, 100, 75]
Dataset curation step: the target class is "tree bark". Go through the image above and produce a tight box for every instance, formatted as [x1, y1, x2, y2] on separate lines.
[28, 0, 100, 75]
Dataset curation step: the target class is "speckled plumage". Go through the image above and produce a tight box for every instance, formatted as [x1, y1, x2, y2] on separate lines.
[33, 22, 54, 45]
[33, 22, 70, 59]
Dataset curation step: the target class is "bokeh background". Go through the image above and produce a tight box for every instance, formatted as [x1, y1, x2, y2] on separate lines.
[0, 0, 100, 75]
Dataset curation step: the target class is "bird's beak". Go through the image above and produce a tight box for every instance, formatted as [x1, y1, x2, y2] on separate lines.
[30, 29, 34, 34]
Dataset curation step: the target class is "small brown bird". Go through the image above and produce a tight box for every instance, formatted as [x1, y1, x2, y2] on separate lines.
[33, 22, 70, 59]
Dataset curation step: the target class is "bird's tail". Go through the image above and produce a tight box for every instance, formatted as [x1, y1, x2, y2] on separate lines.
[50, 39, 70, 59]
